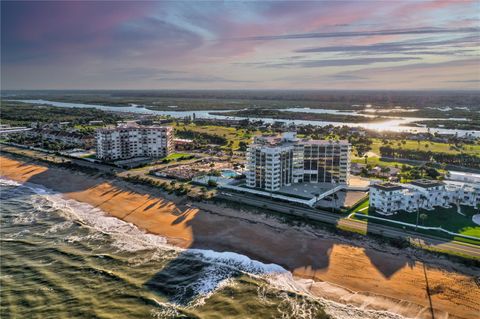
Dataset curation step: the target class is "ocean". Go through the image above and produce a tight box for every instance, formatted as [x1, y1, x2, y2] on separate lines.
[0, 178, 406, 319]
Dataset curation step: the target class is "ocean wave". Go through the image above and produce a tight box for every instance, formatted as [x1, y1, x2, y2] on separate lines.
[0, 177, 409, 319]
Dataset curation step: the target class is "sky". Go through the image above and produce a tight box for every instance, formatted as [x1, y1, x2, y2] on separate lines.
[1, 0, 479, 90]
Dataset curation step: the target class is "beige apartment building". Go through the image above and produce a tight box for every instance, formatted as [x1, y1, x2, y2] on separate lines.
[246, 132, 351, 191]
[96, 124, 174, 161]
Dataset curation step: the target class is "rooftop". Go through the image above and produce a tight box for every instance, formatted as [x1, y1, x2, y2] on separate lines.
[97, 124, 172, 132]
[449, 171, 480, 177]
[303, 139, 350, 145]
[410, 179, 444, 188]
[277, 182, 338, 199]
[371, 183, 405, 191]
[252, 132, 350, 148]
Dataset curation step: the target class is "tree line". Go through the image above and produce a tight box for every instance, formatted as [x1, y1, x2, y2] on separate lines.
[1, 102, 121, 126]
[379, 146, 480, 168]
[175, 128, 227, 146]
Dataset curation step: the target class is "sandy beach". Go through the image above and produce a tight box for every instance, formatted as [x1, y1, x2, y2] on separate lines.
[1, 154, 479, 319]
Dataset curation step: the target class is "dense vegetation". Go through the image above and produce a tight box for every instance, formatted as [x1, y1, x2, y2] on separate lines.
[398, 164, 441, 180]
[379, 146, 480, 168]
[0, 101, 122, 126]
[210, 109, 388, 123]
[405, 120, 480, 131]
[359, 106, 480, 119]
[5, 135, 71, 151]
[175, 128, 228, 145]
[5, 89, 479, 112]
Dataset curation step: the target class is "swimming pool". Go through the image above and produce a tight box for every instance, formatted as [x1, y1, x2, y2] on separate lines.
[221, 169, 239, 178]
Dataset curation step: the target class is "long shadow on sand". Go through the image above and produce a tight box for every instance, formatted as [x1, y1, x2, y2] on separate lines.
[4, 153, 473, 311]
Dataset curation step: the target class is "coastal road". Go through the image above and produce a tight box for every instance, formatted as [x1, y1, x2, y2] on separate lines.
[217, 191, 480, 259]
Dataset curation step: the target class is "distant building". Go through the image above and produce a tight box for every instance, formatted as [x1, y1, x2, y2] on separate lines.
[51, 122, 72, 129]
[370, 179, 480, 215]
[88, 120, 104, 125]
[174, 138, 194, 150]
[447, 171, 480, 184]
[246, 132, 351, 191]
[95, 123, 174, 161]
[0, 124, 32, 136]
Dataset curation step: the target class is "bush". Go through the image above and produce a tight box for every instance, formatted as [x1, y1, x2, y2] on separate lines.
[209, 169, 221, 177]
[388, 237, 411, 249]
[207, 179, 218, 187]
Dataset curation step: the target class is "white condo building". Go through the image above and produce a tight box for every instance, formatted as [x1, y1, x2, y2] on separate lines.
[246, 132, 351, 191]
[370, 179, 480, 215]
[96, 124, 174, 161]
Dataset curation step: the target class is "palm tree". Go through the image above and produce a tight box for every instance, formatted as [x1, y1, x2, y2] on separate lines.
[415, 195, 427, 231]
[419, 213, 428, 225]
[332, 193, 339, 213]
[443, 195, 450, 207]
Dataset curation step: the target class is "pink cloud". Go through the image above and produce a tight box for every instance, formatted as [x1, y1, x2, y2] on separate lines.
[14, 2, 153, 41]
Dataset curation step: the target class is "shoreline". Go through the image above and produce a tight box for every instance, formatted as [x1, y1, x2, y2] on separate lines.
[1, 154, 479, 319]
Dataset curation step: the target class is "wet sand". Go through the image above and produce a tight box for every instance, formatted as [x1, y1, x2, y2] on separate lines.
[1, 155, 479, 319]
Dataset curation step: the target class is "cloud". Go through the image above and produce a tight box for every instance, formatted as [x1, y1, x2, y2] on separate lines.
[1, 1, 478, 90]
[105, 67, 186, 79]
[295, 35, 479, 55]
[238, 27, 479, 41]
[446, 79, 479, 83]
[274, 73, 368, 83]
[1, 2, 203, 65]
[348, 58, 479, 73]
[327, 58, 480, 89]
[155, 74, 253, 83]
[238, 57, 422, 68]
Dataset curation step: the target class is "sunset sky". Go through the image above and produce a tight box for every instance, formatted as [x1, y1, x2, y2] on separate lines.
[1, 0, 479, 90]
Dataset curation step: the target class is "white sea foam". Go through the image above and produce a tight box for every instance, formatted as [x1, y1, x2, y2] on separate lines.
[189, 249, 288, 275]
[0, 178, 22, 187]
[1, 177, 409, 318]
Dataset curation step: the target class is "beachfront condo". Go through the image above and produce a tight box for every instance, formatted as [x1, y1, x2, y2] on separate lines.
[370, 179, 480, 215]
[96, 123, 174, 161]
[246, 132, 351, 191]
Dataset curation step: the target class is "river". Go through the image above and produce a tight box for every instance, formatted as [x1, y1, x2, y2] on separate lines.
[10, 99, 480, 137]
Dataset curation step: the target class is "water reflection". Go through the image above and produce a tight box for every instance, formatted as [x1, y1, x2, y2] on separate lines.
[10, 99, 480, 137]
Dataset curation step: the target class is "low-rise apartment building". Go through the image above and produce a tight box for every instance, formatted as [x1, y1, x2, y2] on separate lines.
[96, 124, 174, 161]
[246, 132, 351, 191]
[447, 171, 480, 184]
[370, 179, 480, 215]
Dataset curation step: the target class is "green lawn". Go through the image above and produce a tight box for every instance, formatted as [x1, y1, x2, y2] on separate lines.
[163, 153, 193, 161]
[171, 123, 268, 150]
[369, 138, 480, 157]
[353, 200, 480, 240]
[348, 198, 370, 214]
[352, 138, 480, 169]
[351, 156, 409, 168]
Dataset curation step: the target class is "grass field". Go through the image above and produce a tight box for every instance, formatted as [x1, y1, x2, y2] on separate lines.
[348, 198, 369, 214]
[171, 123, 266, 150]
[351, 156, 410, 168]
[352, 138, 480, 168]
[163, 153, 193, 161]
[352, 199, 480, 240]
[369, 138, 480, 157]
